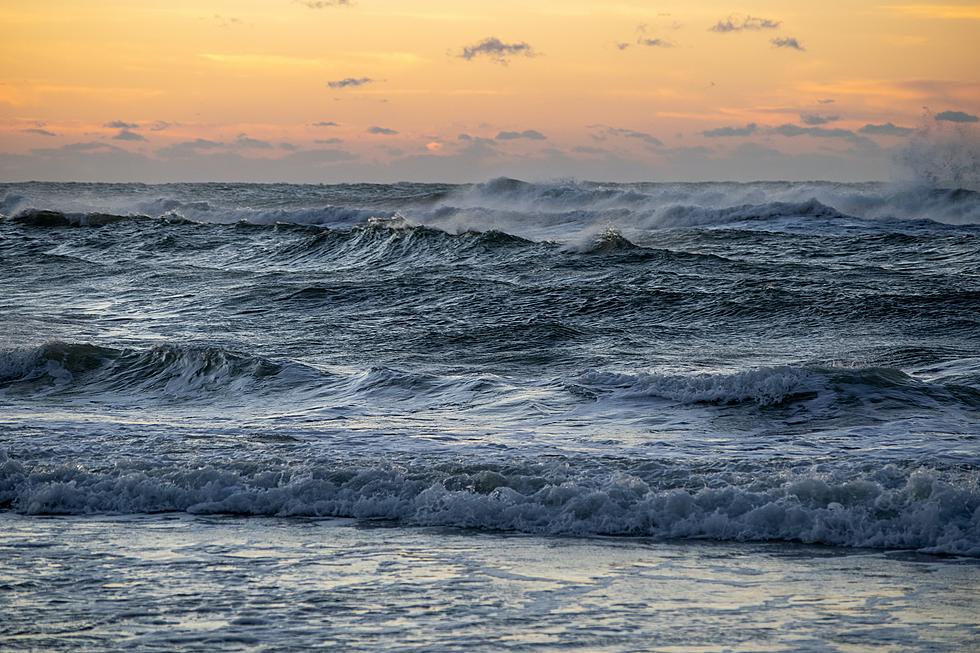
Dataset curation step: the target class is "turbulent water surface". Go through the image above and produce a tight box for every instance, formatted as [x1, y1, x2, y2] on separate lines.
[2, 179, 979, 650]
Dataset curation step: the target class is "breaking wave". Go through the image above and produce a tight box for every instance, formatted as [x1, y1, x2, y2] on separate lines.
[1, 451, 977, 555]
[574, 365, 980, 409]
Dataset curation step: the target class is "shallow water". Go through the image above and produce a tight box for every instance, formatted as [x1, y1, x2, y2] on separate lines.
[1, 179, 979, 649]
[2, 514, 979, 652]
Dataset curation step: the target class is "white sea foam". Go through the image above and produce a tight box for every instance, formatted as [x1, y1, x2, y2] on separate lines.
[1, 452, 977, 555]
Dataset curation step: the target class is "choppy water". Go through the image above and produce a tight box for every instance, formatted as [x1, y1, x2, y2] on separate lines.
[2, 179, 980, 649]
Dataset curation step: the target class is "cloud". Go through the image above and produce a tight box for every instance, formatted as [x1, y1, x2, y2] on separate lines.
[457, 37, 536, 64]
[214, 14, 244, 28]
[859, 122, 915, 136]
[771, 124, 876, 149]
[590, 125, 663, 147]
[327, 77, 374, 89]
[312, 121, 339, 127]
[573, 146, 606, 155]
[280, 142, 298, 151]
[315, 137, 343, 144]
[702, 123, 758, 137]
[495, 129, 547, 141]
[935, 110, 979, 123]
[800, 113, 839, 125]
[233, 134, 274, 149]
[156, 139, 224, 158]
[113, 129, 147, 141]
[297, 0, 350, 8]
[616, 42, 631, 50]
[367, 126, 398, 135]
[773, 124, 853, 138]
[148, 121, 172, 131]
[32, 141, 123, 155]
[105, 120, 139, 129]
[771, 37, 805, 50]
[23, 128, 57, 137]
[632, 24, 674, 48]
[710, 15, 781, 32]
[636, 37, 672, 47]
[817, 98, 835, 104]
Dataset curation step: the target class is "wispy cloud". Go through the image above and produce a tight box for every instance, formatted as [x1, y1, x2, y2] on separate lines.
[327, 77, 374, 89]
[800, 113, 839, 125]
[148, 121, 172, 131]
[636, 37, 672, 47]
[213, 14, 244, 28]
[33, 141, 123, 155]
[105, 120, 139, 129]
[935, 109, 979, 122]
[312, 121, 339, 127]
[772, 124, 874, 148]
[632, 24, 674, 48]
[457, 37, 536, 64]
[858, 122, 915, 136]
[495, 129, 547, 140]
[771, 37, 805, 51]
[157, 139, 223, 158]
[113, 129, 146, 142]
[710, 15, 781, 32]
[589, 125, 663, 147]
[234, 134, 274, 149]
[296, 0, 350, 8]
[367, 126, 398, 135]
[23, 128, 57, 137]
[702, 123, 758, 137]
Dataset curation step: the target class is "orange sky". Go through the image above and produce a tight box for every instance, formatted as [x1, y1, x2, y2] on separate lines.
[0, 0, 977, 182]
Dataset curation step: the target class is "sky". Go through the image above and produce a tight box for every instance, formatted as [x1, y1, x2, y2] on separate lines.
[0, 0, 978, 183]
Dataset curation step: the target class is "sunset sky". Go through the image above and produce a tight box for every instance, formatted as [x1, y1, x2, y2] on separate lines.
[1, 0, 977, 182]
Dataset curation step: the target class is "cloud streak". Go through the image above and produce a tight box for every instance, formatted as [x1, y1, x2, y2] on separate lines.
[935, 110, 978, 123]
[710, 15, 781, 32]
[234, 134, 274, 149]
[296, 0, 350, 8]
[801, 113, 838, 125]
[495, 129, 547, 140]
[703, 123, 758, 137]
[772, 37, 805, 51]
[327, 77, 374, 89]
[859, 122, 915, 136]
[113, 129, 146, 142]
[367, 126, 398, 135]
[590, 125, 663, 147]
[23, 128, 57, 137]
[457, 37, 536, 64]
[105, 120, 139, 129]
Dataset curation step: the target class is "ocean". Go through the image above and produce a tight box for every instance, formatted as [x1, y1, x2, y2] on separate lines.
[1, 179, 979, 651]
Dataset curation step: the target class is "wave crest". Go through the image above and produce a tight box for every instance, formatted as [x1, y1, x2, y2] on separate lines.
[1, 453, 977, 555]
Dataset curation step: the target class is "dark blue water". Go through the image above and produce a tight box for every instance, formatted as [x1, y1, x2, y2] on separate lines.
[2, 179, 979, 554]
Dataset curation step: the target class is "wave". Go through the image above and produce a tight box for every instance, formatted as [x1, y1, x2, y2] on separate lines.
[445, 178, 980, 226]
[0, 341, 325, 401]
[5, 342, 979, 414]
[1, 451, 977, 555]
[6, 180, 980, 241]
[572, 365, 980, 409]
[265, 221, 537, 269]
[0, 341, 513, 407]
